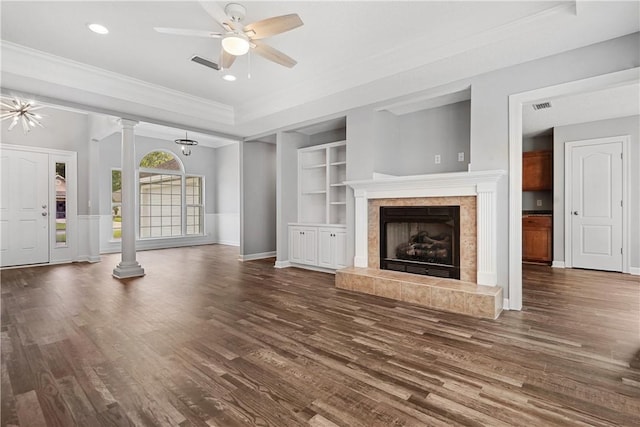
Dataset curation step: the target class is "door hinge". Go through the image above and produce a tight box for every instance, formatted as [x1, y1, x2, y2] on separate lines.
[621, 248, 623, 255]
[621, 200, 623, 207]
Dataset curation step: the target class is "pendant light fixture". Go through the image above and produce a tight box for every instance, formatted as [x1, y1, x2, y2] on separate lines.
[174, 131, 198, 156]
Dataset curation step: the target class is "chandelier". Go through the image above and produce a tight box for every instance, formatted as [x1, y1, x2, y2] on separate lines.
[174, 132, 198, 156]
[1, 97, 45, 134]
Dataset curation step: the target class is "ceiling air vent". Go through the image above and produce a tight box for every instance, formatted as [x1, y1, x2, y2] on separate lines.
[532, 101, 552, 111]
[191, 55, 220, 71]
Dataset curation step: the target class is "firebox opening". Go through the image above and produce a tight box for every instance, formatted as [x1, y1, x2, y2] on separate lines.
[380, 206, 460, 279]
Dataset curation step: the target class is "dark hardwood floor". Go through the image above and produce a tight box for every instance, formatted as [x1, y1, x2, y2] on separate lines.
[1, 245, 639, 426]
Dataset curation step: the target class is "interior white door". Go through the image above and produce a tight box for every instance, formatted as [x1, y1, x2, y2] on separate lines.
[570, 141, 623, 272]
[0, 149, 50, 267]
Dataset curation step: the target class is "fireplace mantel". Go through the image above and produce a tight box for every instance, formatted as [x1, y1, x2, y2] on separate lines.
[346, 170, 506, 286]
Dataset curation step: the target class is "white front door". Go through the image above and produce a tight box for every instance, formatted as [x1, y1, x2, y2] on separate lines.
[570, 140, 623, 272]
[0, 149, 50, 267]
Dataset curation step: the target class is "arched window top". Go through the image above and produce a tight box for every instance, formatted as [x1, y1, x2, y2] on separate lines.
[139, 150, 184, 172]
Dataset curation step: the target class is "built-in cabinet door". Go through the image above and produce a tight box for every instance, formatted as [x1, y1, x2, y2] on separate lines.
[318, 227, 348, 269]
[318, 229, 334, 268]
[302, 228, 317, 265]
[333, 229, 348, 269]
[289, 227, 304, 264]
[289, 226, 317, 266]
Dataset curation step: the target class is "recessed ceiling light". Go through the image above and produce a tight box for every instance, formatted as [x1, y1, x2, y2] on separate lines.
[88, 23, 109, 35]
[222, 74, 237, 82]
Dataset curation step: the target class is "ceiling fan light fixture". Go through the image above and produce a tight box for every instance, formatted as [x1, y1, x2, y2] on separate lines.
[222, 73, 237, 82]
[221, 33, 250, 56]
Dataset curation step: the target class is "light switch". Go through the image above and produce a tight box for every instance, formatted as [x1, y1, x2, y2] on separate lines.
[435, 154, 441, 164]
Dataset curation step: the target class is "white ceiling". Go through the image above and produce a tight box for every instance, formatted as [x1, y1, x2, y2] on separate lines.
[1, 1, 639, 138]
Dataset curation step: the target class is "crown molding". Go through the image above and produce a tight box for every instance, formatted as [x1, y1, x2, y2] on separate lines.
[0, 41, 235, 126]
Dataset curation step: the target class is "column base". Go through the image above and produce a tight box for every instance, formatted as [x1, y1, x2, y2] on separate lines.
[112, 261, 145, 279]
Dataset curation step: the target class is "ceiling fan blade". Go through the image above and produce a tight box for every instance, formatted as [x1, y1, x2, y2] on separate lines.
[154, 27, 222, 38]
[199, 1, 235, 31]
[251, 40, 297, 68]
[191, 55, 220, 71]
[220, 49, 237, 69]
[243, 14, 303, 40]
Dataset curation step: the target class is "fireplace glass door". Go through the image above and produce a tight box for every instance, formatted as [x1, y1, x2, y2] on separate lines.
[380, 206, 460, 279]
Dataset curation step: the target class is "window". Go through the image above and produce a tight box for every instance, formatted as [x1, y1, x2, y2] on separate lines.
[55, 162, 67, 247]
[185, 176, 203, 235]
[111, 169, 122, 239]
[110, 151, 204, 240]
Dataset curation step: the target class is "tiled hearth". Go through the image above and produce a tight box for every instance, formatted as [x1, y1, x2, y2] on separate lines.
[340, 171, 505, 319]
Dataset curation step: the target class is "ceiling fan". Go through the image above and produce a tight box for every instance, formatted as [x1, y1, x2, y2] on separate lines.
[154, 2, 303, 71]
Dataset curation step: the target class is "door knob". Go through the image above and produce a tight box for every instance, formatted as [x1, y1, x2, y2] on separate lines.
[42, 204, 47, 209]
[572, 211, 579, 215]
[42, 212, 48, 216]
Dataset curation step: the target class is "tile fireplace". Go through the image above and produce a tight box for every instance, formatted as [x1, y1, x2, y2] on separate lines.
[338, 170, 506, 319]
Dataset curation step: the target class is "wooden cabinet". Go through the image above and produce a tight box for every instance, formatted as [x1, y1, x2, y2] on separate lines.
[522, 215, 552, 263]
[523, 150, 552, 191]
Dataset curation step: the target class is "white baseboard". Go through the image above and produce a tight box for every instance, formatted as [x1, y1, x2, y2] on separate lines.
[239, 251, 276, 261]
[503, 298, 510, 311]
[289, 263, 337, 274]
[75, 255, 101, 263]
[551, 261, 566, 268]
[274, 260, 291, 269]
[217, 240, 240, 247]
[630, 267, 640, 276]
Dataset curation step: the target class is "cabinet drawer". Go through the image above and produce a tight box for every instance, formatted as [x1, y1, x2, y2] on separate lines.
[522, 216, 551, 228]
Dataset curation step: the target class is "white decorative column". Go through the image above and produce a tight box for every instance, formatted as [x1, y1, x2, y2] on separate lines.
[113, 119, 145, 279]
[476, 182, 498, 286]
[353, 190, 369, 267]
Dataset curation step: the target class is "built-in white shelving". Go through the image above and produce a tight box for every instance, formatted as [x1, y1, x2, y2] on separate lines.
[298, 141, 346, 225]
[292, 140, 347, 270]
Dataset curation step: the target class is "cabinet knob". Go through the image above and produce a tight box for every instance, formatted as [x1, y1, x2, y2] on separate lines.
[572, 211, 579, 216]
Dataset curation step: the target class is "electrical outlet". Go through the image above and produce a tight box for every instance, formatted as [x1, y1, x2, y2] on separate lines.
[536, 199, 543, 207]
[435, 154, 441, 164]
[458, 152, 464, 162]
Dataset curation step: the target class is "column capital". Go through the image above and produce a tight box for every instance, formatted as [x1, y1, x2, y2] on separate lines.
[119, 118, 139, 129]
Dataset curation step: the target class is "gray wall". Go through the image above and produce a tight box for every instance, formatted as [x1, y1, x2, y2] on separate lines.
[553, 115, 639, 267]
[375, 101, 470, 176]
[310, 128, 346, 146]
[214, 143, 239, 215]
[1, 107, 91, 214]
[468, 32, 639, 294]
[241, 141, 277, 256]
[344, 32, 639, 296]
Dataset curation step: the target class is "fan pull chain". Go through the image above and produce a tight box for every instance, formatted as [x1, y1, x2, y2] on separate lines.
[247, 50, 251, 80]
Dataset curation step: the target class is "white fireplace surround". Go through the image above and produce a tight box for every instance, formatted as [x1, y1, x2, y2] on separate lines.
[346, 170, 506, 287]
